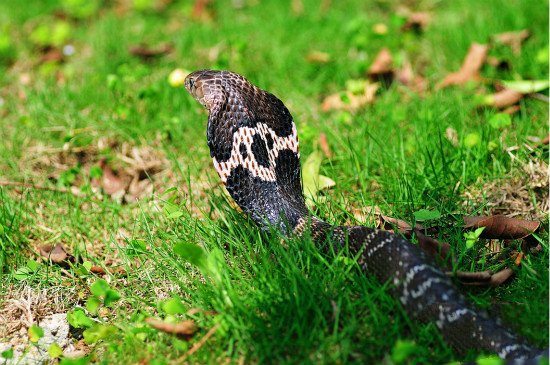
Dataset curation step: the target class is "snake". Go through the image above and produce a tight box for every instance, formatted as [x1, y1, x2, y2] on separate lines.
[183, 69, 546, 363]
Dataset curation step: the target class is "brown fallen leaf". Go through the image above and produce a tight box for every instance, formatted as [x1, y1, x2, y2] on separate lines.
[145, 318, 198, 338]
[291, 0, 304, 15]
[437, 43, 489, 89]
[93, 159, 131, 197]
[445, 127, 459, 146]
[449, 268, 514, 287]
[129, 43, 173, 60]
[90, 265, 127, 276]
[192, 0, 214, 21]
[321, 83, 379, 112]
[492, 29, 530, 55]
[487, 56, 510, 71]
[368, 48, 393, 85]
[489, 268, 514, 286]
[450, 270, 493, 282]
[483, 88, 523, 108]
[396, 60, 428, 93]
[514, 252, 524, 266]
[40, 49, 64, 64]
[306, 50, 331, 64]
[402, 12, 431, 33]
[415, 230, 453, 269]
[502, 105, 521, 115]
[318, 133, 332, 158]
[39, 244, 69, 264]
[463, 215, 540, 239]
[379, 215, 423, 235]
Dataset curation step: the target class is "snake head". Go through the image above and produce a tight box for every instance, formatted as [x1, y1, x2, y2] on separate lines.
[184, 70, 229, 113]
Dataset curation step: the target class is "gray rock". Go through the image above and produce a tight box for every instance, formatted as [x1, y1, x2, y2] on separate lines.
[0, 313, 70, 365]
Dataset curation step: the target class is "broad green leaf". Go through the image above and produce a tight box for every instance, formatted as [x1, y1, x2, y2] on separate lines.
[86, 297, 101, 315]
[464, 227, 485, 250]
[14, 266, 33, 281]
[464, 133, 481, 148]
[83, 324, 117, 344]
[173, 243, 209, 273]
[48, 343, 63, 358]
[345, 79, 367, 95]
[89, 165, 103, 178]
[391, 339, 417, 364]
[67, 308, 94, 329]
[83, 261, 92, 271]
[502, 80, 549, 94]
[536, 46, 549, 64]
[164, 203, 183, 219]
[162, 297, 187, 315]
[28, 324, 44, 343]
[60, 356, 90, 365]
[488, 113, 511, 129]
[27, 259, 39, 272]
[90, 279, 109, 297]
[476, 355, 504, 365]
[413, 209, 441, 221]
[1, 348, 13, 359]
[104, 289, 121, 307]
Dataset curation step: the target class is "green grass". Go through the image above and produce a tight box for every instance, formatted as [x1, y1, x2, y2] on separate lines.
[0, 0, 548, 364]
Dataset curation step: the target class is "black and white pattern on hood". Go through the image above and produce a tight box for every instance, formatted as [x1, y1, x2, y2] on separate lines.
[184, 69, 547, 363]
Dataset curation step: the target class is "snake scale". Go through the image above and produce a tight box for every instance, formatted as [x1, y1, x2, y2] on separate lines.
[184, 69, 546, 363]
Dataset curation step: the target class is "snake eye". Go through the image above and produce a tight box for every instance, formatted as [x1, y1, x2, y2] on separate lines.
[187, 77, 195, 89]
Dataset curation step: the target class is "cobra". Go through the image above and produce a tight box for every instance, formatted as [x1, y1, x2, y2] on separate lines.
[184, 69, 546, 363]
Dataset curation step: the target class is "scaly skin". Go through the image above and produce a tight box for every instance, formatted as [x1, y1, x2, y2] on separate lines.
[184, 69, 546, 363]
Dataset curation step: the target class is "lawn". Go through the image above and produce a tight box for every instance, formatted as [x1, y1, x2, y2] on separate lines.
[0, 0, 548, 364]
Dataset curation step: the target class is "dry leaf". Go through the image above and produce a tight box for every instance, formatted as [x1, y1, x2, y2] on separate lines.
[321, 83, 379, 112]
[514, 252, 524, 266]
[396, 60, 427, 92]
[489, 268, 515, 286]
[415, 230, 453, 268]
[449, 268, 514, 287]
[129, 43, 173, 60]
[502, 105, 521, 115]
[306, 51, 331, 64]
[302, 151, 335, 204]
[39, 244, 69, 264]
[492, 29, 530, 55]
[402, 12, 431, 33]
[94, 159, 130, 197]
[463, 215, 540, 239]
[379, 215, 423, 235]
[90, 265, 127, 275]
[445, 127, 459, 146]
[368, 48, 393, 83]
[192, 0, 214, 21]
[487, 56, 510, 71]
[145, 318, 198, 338]
[40, 49, 64, 64]
[291, 0, 304, 15]
[437, 43, 489, 89]
[351, 205, 382, 226]
[482, 88, 523, 108]
[318, 133, 332, 158]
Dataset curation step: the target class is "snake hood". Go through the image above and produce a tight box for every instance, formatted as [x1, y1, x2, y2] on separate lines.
[185, 69, 547, 363]
[186, 69, 308, 232]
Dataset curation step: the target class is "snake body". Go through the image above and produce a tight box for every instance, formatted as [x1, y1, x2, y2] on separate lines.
[184, 69, 545, 363]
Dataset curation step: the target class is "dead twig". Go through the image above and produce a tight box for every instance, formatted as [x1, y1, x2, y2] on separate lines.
[0, 180, 82, 196]
[172, 323, 220, 364]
